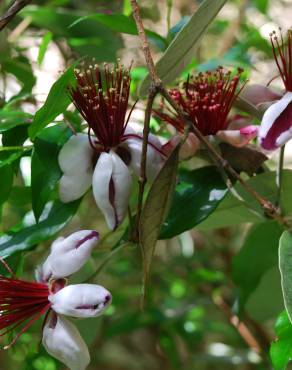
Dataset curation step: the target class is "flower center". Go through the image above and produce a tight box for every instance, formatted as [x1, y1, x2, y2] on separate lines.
[69, 61, 134, 151]
[270, 29, 292, 92]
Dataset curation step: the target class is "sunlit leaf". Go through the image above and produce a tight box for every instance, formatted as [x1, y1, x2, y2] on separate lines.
[279, 231, 292, 323]
[37, 31, 53, 65]
[140, 0, 228, 95]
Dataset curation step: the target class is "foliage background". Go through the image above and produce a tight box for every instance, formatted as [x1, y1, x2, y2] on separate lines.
[1, 0, 292, 369]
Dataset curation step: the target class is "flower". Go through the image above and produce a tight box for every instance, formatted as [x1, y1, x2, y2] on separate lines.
[255, 29, 292, 150]
[59, 62, 165, 230]
[155, 67, 258, 158]
[0, 230, 111, 370]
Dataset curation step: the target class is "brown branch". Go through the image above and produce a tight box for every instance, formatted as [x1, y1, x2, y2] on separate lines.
[0, 0, 31, 31]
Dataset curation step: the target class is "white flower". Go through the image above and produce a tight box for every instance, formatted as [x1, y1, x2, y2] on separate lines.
[0, 230, 111, 370]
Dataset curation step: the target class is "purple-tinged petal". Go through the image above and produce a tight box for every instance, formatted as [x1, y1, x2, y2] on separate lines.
[92, 151, 132, 230]
[49, 284, 112, 318]
[259, 92, 292, 150]
[216, 125, 258, 147]
[38, 231, 99, 282]
[240, 84, 282, 107]
[42, 314, 90, 370]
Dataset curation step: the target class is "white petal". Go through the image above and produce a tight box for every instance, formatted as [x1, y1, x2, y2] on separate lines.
[42, 314, 90, 370]
[259, 92, 292, 141]
[49, 284, 112, 318]
[58, 134, 94, 203]
[92, 151, 132, 230]
[39, 231, 99, 282]
[126, 134, 164, 180]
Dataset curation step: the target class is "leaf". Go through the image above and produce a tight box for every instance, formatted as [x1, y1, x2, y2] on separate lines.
[140, 0, 228, 96]
[160, 166, 227, 239]
[31, 124, 72, 221]
[28, 64, 77, 139]
[232, 222, 283, 310]
[219, 143, 268, 176]
[0, 150, 29, 169]
[234, 95, 263, 120]
[0, 110, 32, 133]
[69, 13, 166, 50]
[0, 165, 13, 206]
[198, 170, 292, 230]
[0, 200, 80, 258]
[279, 231, 292, 324]
[270, 311, 292, 370]
[37, 31, 53, 65]
[140, 145, 180, 288]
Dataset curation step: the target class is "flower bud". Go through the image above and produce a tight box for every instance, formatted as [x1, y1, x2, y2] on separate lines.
[49, 284, 112, 318]
[216, 125, 258, 147]
[38, 230, 99, 282]
[42, 314, 90, 370]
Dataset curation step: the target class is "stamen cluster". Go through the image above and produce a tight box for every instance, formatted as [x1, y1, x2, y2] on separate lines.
[69, 61, 133, 151]
[156, 67, 244, 136]
[270, 29, 292, 92]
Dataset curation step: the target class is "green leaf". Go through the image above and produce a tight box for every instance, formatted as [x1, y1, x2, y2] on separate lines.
[0, 200, 80, 258]
[28, 64, 76, 139]
[198, 170, 292, 230]
[0, 165, 13, 206]
[0, 110, 32, 133]
[270, 311, 292, 370]
[232, 222, 283, 309]
[160, 166, 227, 239]
[37, 31, 53, 66]
[140, 0, 227, 95]
[279, 231, 292, 324]
[69, 13, 166, 49]
[140, 145, 180, 289]
[31, 125, 72, 221]
[254, 0, 269, 14]
[0, 150, 29, 169]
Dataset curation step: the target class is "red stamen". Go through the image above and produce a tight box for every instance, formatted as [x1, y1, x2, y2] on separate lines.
[69, 61, 133, 151]
[154, 67, 244, 136]
[270, 29, 292, 92]
[0, 275, 50, 348]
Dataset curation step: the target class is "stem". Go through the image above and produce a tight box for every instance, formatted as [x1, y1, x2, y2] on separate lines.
[0, 0, 32, 31]
[0, 145, 32, 151]
[166, 0, 172, 34]
[85, 243, 128, 283]
[276, 145, 285, 208]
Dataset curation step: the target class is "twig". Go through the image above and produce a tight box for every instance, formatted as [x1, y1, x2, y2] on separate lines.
[0, 0, 31, 31]
[276, 145, 285, 208]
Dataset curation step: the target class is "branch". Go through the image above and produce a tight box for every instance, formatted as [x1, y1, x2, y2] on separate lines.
[0, 0, 31, 31]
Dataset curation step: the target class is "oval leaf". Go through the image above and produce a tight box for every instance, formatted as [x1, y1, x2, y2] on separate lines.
[160, 166, 227, 239]
[279, 231, 292, 323]
[140, 0, 228, 95]
[140, 144, 180, 286]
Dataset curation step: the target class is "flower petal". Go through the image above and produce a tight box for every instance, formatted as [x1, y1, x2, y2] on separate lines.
[58, 134, 93, 203]
[126, 134, 164, 180]
[216, 125, 258, 147]
[92, 151, 132, 230]
[38, 231, 99, 282]
[42, 314, 90, 370]
[49, 284, 112, 318]
[163, 133, 200, 159]
[240, 84, 282, 107]
[259, 92, 292, 150]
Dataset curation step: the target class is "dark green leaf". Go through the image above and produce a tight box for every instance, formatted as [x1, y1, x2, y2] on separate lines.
[140, 145, 179, 290]
[31, 125, 72, 221]
[232, 222, 283, 309]
[0, 165, 13, 206]
[8, 187, 31, 207]
[37, 31, 53, 66]
[198, 170, 292, 230]
[279, 231, 292, 323]
[0, 200, 80, 258]
[270, 311, 292, 370]
[28, 64, 76, 139]
[140, 0, 228, 95]
[160, 166, 227, 239]
[0, 110, 32, 133]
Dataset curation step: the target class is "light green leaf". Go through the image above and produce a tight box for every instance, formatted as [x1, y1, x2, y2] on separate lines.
[28, 64, 77, 139]
[37, 31, 53, 66]
[279, 231, 292, 323]
[140, 145, 180, 290]
[0, 110, 32, 133]
[140, 0, 227, 95]
[0, 200, 80, 258]
[270, 311, 292, 370]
